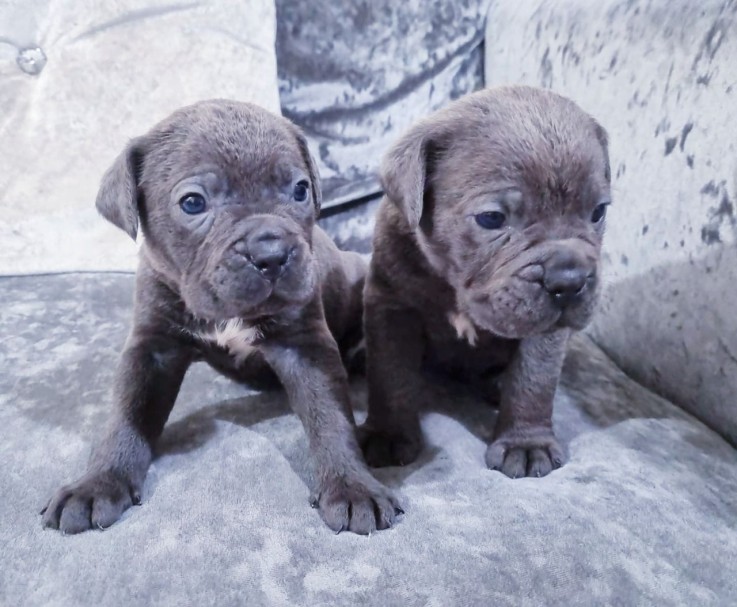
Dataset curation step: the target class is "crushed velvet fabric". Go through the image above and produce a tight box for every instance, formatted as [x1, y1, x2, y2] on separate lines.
[275, 0, 489, 208]
[2, 273, 736, 605]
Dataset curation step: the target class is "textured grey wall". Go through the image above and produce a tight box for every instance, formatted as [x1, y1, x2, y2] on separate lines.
[485, 0, 737, 442]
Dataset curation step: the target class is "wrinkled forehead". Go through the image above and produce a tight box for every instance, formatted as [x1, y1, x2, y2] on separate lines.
[140, 105, 306, 188]
[436, 114, 609, 211]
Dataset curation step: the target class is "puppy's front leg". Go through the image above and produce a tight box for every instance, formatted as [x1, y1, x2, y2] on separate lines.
[485, 329, 569, 478]
[261, 327, 401, 535]
[42, 331, 191, 533]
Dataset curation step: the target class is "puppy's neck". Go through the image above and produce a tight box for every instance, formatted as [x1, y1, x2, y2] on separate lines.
[414, 229, 453, 279]
[139, 245, 183, 297]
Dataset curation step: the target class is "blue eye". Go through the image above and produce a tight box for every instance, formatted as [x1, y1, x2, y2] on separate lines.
[293, 180, 309, 202]
[475, 211, 506, 230]
[179, 193, 206, 215]
[591, 203, 608, 223]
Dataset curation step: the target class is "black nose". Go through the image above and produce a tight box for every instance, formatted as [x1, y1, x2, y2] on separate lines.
[247, 230, 291, 282]
[543, 254, 591, 308]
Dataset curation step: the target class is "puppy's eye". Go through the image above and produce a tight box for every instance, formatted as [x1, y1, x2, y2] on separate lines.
[293, 180, 310, 202]
[179, 193, 207, 215]
[475, 211, 506, 230]
[591, 203, 609, 224]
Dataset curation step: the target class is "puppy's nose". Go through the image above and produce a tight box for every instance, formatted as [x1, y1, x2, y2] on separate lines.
[247, 230, 292, 282]
[250, 247, 289, 281]
[543, 252, 591, 308]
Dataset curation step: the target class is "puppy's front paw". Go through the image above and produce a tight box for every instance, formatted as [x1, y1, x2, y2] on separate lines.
[357, 423, 423, 468]
[314, 473, 403, 535]
[41, 470, 140, 534]
[485, 431, 565, 478]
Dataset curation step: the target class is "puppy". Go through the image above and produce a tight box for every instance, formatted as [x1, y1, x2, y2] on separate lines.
[41, 100, 400, 535]
[360, 86, 611, 479]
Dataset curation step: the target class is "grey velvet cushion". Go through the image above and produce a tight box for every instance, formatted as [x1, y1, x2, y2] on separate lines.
[275, 0, 489, 208]
[0, 0, 280, 274]
[484, 0, 737, 444]
[2, 273, 736, 605]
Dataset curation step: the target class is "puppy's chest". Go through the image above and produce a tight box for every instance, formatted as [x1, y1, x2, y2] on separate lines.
[191, 319, 262, 364]
[425, 309, 516, 373]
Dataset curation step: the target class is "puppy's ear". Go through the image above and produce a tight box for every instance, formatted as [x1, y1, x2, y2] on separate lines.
[380, 122, 440, 230]
[593, 121, 611, 183]
[294, 129, 322, 215]
[95, 138, 145, 240]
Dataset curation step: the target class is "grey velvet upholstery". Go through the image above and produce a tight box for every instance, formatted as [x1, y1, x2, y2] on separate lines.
[0, 0, 280, 275]
[275, 0, 489, 208]
[2, 274, 736, 606]
[2, 0, 736, 604]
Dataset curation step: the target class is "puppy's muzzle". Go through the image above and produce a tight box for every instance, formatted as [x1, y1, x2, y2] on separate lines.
[543, 248, 596, 309]
[234, 224, 298, 283]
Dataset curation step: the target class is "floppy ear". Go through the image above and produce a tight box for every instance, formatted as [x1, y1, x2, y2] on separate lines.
[95, 139, 145, 240]
[293, 129, 322, 215]
[380, 121, 440, 230]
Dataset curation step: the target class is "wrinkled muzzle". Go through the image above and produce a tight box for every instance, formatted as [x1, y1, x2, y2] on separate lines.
[462, 238, 600, 339]
[181, 213, 316, 321]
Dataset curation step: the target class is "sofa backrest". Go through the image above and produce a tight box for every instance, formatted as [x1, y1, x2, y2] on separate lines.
[0, 0, 280, 274]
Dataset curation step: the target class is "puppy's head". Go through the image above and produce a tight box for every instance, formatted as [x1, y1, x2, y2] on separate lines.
[383, 86, 611, 339]
[96, 100, 322, 321]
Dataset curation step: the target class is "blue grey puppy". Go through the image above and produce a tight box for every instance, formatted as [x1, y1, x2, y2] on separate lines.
[360, 86, 611, 480]
[42, 100, 400, 535]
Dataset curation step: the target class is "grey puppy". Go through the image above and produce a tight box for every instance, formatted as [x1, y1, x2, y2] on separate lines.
[360, 86, 611, 478]
[41, 100, 400, 535]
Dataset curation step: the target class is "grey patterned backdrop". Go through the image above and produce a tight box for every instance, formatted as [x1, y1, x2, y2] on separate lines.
[276, 0, 490, 209]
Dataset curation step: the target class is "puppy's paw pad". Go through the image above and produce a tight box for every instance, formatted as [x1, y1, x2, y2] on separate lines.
[41, 470, 138, 534]
[485, 435, 564, 478]
[358, 426, 422, 468]
[317, 475, 402, 535]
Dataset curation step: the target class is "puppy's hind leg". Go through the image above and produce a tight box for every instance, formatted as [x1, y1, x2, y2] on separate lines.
[359, 302, 426, 468]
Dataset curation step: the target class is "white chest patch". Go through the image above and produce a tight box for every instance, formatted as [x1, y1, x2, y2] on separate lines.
[197, 318, 261, 364]
[448, 309, 478, 347]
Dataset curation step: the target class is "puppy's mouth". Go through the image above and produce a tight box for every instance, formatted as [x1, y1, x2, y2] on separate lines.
[184, 244, 317, 322]
[460, 271, 598, 339]
[205, 279, 275, 319]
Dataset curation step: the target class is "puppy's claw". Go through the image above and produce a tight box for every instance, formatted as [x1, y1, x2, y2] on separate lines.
[42, 470, 137, 534]
[486, 437, 564, 478]
[317, 475, 399, 535]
